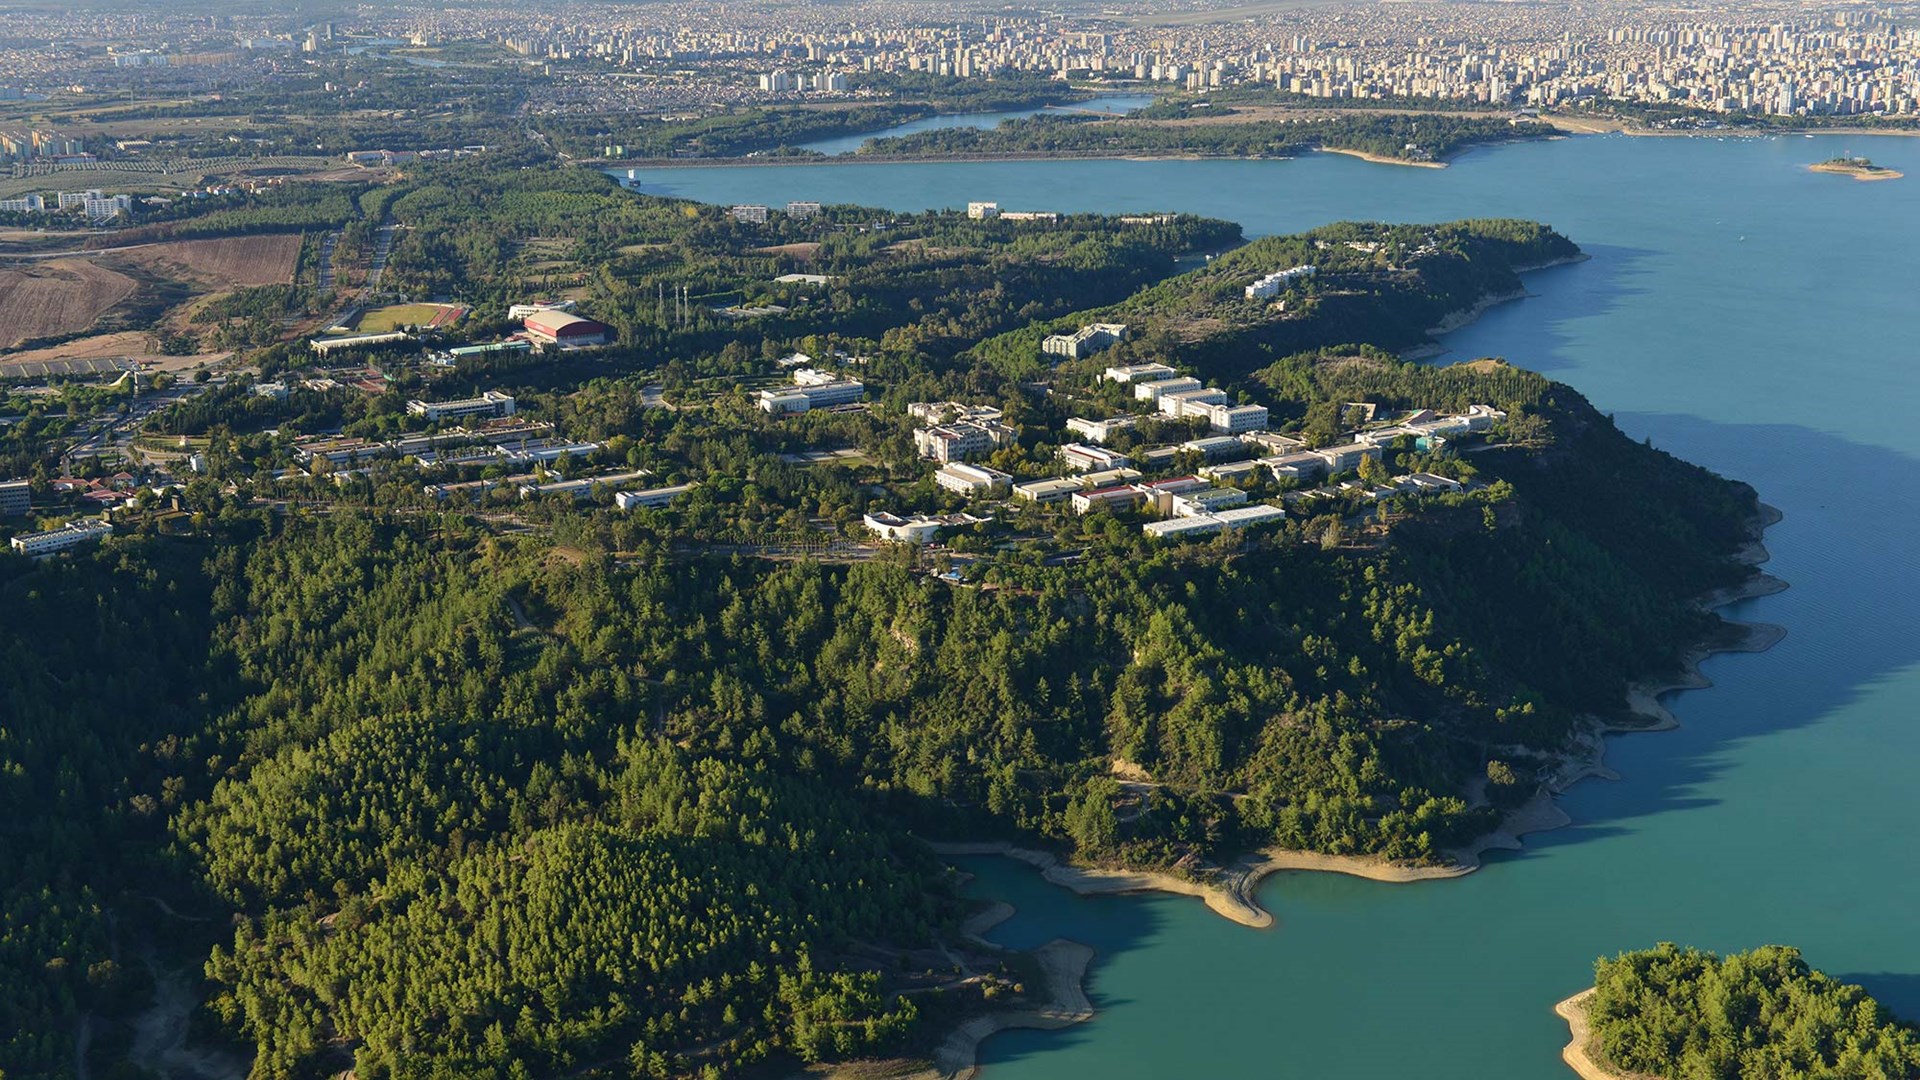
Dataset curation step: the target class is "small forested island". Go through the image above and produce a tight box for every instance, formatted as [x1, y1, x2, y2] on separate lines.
[0, 148, 1778, 1080]
[1809, 155, 1905, 180]
[1559, 945, 1920, 1080]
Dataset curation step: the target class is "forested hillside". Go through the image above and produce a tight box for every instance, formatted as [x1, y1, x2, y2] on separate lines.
[850, 112, 1549, 162]
[1583, 945, 1920, 1079]
[2, 352, 1760, 1078]
[0, 199, 1766, 1080]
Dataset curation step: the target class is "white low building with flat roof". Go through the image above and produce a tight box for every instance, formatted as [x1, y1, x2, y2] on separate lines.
[1102, 362, 1178, 384]
[1013, 478, 1085, 504]
[1262, 452, 1330, 481]
[1159, 387, 1230, 418]
[935, 462, 1013, 497]
[1313, 442, 1383, 474]
[1178, 435, 1249, 460]
[1200, 460, 1263, 482]
[1240, 431, 1307, 455]
[863, 512, 979, 543]
[1143, 503, 1284, 539]
[407, 391, 516, 423]
[1078, 467, 1143, 489]
[615, 483, 697, 510]
[311, 331, 411, 355]
[1135, 376, 1202, 403]
[1058, 443, 1131, 472]
[759, 379, 865, 414]
[519, 469, 651, 501]
[1391, 472, 1465, 494]
[1066, 416, 1135, 444]
[1142, 516, 1228, 540]
[11, 517, 112, 558]
[1192, 402, 1269, 434]
[1170, 487, 1250, 517]
[1071, 485, 1145, 515]
[1212, 504, 1287, 529]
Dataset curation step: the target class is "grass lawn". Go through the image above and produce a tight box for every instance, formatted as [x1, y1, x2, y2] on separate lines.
[356, 302, 463, 332]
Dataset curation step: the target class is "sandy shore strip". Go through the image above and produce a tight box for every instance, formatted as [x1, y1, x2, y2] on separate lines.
[924, 939, 1095, 1080]
[1316, 146, 1446, 168]
[1808, 162, 1905, 181]
[929, 841, 1276, 927]
[934, 505, 1788, 931]
[1556, 989, 1661, 1080]
[931, 839, 1482, 931]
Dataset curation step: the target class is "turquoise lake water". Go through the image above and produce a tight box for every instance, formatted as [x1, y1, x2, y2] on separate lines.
[621, 133, 1920, 1078]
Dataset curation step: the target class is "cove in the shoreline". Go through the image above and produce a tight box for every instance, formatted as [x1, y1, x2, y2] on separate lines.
[932, 501, 1787, 945]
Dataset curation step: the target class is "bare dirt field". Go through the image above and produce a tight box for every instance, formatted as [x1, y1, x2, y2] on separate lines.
[0, 329, 228, 372]
[118, 234, 303, 287]
[754, 242, 823, 260]
[0, 259, 139, 348]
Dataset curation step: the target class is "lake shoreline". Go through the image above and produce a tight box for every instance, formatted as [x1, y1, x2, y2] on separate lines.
[603, 144, 1479, 172]
[926, 502, 1785, 936]
[1316, 146, 1446, 169]
[1555, 989, 1639, 1080]
[1403, 251, 1593, 361]
[920, 938, 1096, 1080]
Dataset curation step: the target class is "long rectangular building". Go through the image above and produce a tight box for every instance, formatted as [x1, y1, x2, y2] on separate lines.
[1143, 503, 1285, 540]
[934, 462, 1013, 497]
[11, 518, 112, 558]
[759, 379, 865, 414]
[1135, 376, 1201, 403]
[519, 470, 652, 501]
[407, 391, 516, 423]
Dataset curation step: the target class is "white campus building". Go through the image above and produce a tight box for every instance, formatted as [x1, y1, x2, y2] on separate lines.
[1065, 416, 1135, 444]
[1143, 503, 1285, 540]
[1134, 376, 1202, 403]
[1245, 264, 1317, 300]
[1102, 362, 1178, 384]
[934, 462, 1013, 497]
[1058, 443, 1131, 472]
[11, 518, 113, 558]
[1191, 402, 1270, 434]
[759, 378, 866, 414]
[406, 391, 517, 423]
[615, 483, 697, 510]
[1041, 322, 1129, 360]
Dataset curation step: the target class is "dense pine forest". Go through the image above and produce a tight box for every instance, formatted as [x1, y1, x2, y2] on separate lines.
[2, 365, 1759, 1079]
[0, 159, 1768, 1078]
[1583, 945, 1920, 1079]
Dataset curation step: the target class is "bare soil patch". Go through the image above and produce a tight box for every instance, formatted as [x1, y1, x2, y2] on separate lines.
[117, 234, 302, 287]
[754, 242, 822, 260]
[0, 330, 227, 371]
[0, 259, 138, 349]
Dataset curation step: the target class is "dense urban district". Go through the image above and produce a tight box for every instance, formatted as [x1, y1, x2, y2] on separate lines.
[0, 1, 1854, 1078]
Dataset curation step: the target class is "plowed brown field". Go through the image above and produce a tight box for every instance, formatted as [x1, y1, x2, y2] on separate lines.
[121, 234, 302, 286]
[0, 259, 138, 349]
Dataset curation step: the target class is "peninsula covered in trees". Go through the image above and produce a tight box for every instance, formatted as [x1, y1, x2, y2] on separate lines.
[845, 111, 1551, 165]
[0, 147, 1773, 1080]
[1560, 945, 1920, 1080]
